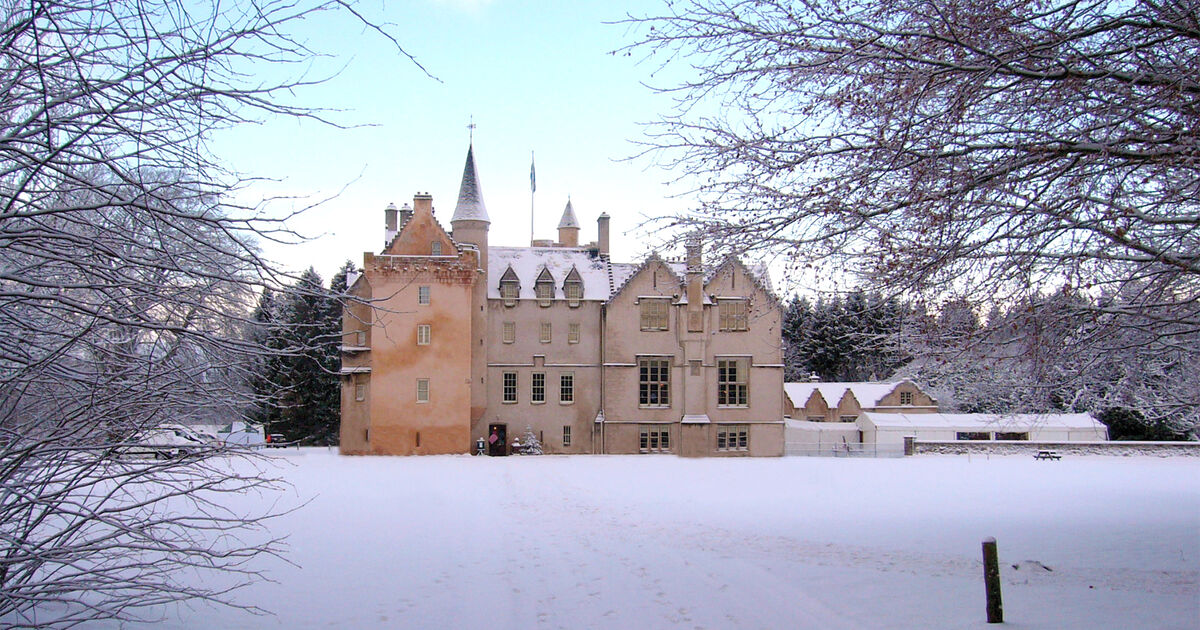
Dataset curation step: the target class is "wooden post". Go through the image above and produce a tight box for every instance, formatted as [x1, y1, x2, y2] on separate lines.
[982, 537, 1003, 623]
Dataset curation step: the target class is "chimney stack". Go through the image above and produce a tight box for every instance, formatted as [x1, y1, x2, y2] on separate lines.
[597, 213, 610, 256]
[384, 202, 398, 232]
[413, 192, 433, 217]
[399, 202, 413, 227]
[685, 236, 704, 331]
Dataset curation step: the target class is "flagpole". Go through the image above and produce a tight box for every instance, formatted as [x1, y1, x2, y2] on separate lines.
[530, 150, 536, 246]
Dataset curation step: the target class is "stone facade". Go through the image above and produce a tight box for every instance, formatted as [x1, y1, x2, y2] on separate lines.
[338, 146, 785, 456]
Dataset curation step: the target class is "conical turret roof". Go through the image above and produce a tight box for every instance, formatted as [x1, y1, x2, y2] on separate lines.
[557, 198, 580, 229]
[451, 145, 490, 224]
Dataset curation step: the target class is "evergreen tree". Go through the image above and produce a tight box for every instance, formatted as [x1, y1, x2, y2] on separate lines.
[519, 426, 543, 455]
[255, 268, 343, 445]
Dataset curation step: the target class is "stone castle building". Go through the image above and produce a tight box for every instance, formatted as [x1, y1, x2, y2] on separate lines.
[339, 145, 785, 456]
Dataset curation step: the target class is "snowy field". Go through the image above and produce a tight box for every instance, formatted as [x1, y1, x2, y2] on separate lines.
[115, 450, 1197, 629]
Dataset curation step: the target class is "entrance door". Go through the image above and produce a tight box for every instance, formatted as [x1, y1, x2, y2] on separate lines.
[487, 423, 507, 456]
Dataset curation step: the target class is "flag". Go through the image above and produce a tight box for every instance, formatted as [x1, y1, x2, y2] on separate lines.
[530, 153, 536, 193]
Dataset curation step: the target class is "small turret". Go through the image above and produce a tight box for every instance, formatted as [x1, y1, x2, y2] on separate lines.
[557, 199, 580, 247]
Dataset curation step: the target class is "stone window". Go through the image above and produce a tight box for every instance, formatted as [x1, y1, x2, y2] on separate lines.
[640, 298, 669, 331]
[500, 281, 519, 307]
[540, 322, 551, 343]
[560, 373, 574, 404]
[639, 426, 671, 453]
[899, 391, 914, 405]
[536, 281, 554, 306]
[502, 321, 516, 343]
[717, 358, 749, 407]
[564, 281, 583, 306]
[568, 322, 580, 344]
[718, 299, 748, 331]
[418, 286, 430, 305]
[531, 372, 545, 404]
[417, 324, 431, 346]
[502, 372, 517, 403]
[638, 357, 670, 408]
[431, 241, 442, 256]
[416, 378, 429, 403]
[716, 425, 749, 451]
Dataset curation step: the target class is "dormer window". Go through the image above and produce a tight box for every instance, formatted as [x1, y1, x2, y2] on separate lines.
[500, 281, 519, 306]
[535, 267, 555, 308]
[563, 266, 583, 307]
[564, 281, 582, 306]
[536, 282, 554, 306]
[498, 266, 520, 307]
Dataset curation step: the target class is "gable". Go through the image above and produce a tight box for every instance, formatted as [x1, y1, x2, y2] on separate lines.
[703, 256, 779, 306]
[382, 207, 456, 256]
[608, 254, 682, 304]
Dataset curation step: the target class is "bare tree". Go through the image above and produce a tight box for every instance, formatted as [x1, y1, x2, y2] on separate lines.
[0, 0, 418, 626]
[627, 0, 1199, 431]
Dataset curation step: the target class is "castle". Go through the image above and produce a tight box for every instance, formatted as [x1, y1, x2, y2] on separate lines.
[338, 145, 785, 456]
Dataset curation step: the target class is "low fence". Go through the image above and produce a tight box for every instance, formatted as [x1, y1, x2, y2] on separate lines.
[912, 440, 1200, 457]
[785, 441, 905, 458]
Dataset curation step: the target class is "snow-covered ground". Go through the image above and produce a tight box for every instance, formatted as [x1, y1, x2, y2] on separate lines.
[120, 451, 1197, 629]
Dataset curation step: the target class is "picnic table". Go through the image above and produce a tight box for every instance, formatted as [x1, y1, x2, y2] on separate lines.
[1034, 450, 1062, 460]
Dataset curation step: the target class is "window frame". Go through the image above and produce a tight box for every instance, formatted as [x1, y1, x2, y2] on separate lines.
[639, 298, 670, 331]
[718, 298, 749, 332]
[899, 391, 914, 405]
[562, 425, 572, 447]
[540, 321, 552, 344]
[416, 324, 431, 346]
[418, 285, 431, 305]
[716, 425, 749, 452]
[531, 372, 545, 404]
[500, 281, 519, 307]
[717, 357, 749, 408]
[564, 281, 583, 306]
[567, 322, 581, 344]
[502, 321, 516, 344]
[559, 372, 574, 404]
[502, 372, 518, 404]
[638, 357, 671, 408]
[536, 281, 554, 307]
[416, 378, 429, 403]
[638, 426, 671, 453]
[430, 241, 442, 256]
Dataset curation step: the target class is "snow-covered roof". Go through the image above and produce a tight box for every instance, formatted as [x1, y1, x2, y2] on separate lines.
[450, 145, 489, 224]
[859, 412, 1104, 431]
[489, 247, 613, 301]
[485, 247, 777, 304]
[784, 381, 905, 408]
[557, 199, 580, 229]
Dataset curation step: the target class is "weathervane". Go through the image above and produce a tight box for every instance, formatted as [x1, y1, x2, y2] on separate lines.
[467, 115, 476, 143]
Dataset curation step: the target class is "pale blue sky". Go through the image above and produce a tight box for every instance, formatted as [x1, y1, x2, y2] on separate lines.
[219, 0, 688, 283]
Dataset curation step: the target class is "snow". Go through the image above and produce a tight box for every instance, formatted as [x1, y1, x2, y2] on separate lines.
[862, 412, 1105, 430]
[107, 451, 1197, 629]
[785, 381, 906, 409]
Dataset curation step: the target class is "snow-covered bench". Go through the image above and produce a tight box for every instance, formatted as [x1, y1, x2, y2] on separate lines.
[1033, 450, 1061, 461]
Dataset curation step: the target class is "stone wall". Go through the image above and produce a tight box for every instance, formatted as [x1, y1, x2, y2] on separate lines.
[913, 440, 1200, 457]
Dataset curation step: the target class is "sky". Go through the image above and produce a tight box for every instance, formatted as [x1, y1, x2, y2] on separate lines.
[217, 0, 692, 285]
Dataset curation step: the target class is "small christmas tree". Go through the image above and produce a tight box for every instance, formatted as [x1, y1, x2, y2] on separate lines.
[520, 426, 543, 455]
